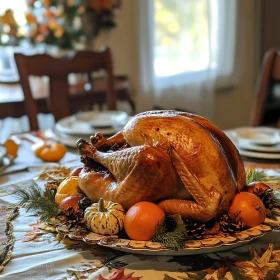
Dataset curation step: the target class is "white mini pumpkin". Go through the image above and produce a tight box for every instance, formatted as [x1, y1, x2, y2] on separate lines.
[84, 198, 125, 235]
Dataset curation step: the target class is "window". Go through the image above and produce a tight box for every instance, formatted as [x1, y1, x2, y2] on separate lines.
[152, 0, 236, 86]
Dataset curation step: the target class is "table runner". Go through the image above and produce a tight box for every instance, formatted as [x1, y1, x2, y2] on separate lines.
[0, 199, 19, 272]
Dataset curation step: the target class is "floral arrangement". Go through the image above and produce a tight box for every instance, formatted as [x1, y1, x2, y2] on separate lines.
[25, 0, 120, 49]
[0, 9, 21, 46]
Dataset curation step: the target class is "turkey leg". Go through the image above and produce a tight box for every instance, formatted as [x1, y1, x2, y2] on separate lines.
[77, 141, 179, 209]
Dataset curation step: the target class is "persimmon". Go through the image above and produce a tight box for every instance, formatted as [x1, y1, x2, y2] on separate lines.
[60, 195, 80, 213]
[124, 201, 165, 241]
[229, 192, 266, 228]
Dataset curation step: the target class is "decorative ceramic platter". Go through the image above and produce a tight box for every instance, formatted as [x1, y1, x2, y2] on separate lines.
[55, 215, 280, 256]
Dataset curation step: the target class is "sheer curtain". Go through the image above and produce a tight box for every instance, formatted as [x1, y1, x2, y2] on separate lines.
[137, 0, 238, 120]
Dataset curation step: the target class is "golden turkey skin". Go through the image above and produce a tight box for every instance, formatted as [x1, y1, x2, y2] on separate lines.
[78, 110, 245, 222]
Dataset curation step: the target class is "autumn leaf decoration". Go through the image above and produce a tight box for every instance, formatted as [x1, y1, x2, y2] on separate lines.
[249, 244, 278, 276]
[98, 269, 142, 280]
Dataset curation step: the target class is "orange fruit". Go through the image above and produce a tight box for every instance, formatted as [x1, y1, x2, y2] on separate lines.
[124, 201, 165, 241]
[55, 176, 83, 205]
[4, 139, 19, 158]
[229, 192, 266, 228]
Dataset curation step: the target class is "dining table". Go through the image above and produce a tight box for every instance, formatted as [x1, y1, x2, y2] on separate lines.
[0, 130, 280, 280]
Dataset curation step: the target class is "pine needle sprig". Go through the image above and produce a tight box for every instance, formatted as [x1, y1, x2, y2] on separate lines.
[152, 215, 188, 250]
[246, 168, 266, 185]
[272, 190, 280, 206]
[153, 223, 188, 250]
[14, 183, 60, 221]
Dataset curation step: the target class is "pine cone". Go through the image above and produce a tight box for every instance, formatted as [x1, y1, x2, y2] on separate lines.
[63, 207, 84, 227]
[45, 180, 61, 193]
[163, 216, 177, 232]
[184, 219, 205, 240]
[78, 197, 92, 211]
[219, 213, 245, 233]
[253, 188, 277, 210]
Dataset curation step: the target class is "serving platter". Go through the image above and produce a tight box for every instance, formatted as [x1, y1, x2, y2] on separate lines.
[55, 218, 279, 256]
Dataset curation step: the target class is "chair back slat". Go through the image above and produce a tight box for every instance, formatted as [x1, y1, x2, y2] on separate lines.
[14, 47, 117, 131]
[251, 49, 280, 127]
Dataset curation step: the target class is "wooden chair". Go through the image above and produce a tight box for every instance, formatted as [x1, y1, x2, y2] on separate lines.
[251, 48, 280, 127]
[14, 47, 134, 131]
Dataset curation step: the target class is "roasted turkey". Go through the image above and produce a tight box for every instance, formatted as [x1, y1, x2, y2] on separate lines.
[77, 110, 245, 222]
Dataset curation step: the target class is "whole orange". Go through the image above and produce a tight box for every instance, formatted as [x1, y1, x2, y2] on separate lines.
[229, 192, 266, 228]
[124, 201, 165, 241]
[4, 139, 19, 158]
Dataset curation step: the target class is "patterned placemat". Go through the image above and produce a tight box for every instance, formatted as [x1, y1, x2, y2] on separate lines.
[0, 199, 19, 272]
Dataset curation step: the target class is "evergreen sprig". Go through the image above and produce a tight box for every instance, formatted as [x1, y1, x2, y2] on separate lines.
[14, 183, 60, 221]
[272, 189, 280, 205]
[246, 168, 266, 185]
[152, 215, 188, 250]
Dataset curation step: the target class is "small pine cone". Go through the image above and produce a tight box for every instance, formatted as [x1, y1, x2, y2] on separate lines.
[45, 180, 61, 193]
[78, 197, 92, 211]
[184, 219, 206, 240]
[219, 213, 245, 233]
[261, 189, 277, 210]
[164, 216, 177, 232]
[64, 207, 84, 225]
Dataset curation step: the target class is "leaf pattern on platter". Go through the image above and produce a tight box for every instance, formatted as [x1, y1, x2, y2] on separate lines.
[163, 275, 177, 280]
[97, 268, 141, 280]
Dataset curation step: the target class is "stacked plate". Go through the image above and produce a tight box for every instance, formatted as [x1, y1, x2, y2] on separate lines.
[53, 111, 130, 148]
[225, 127, 280, 160]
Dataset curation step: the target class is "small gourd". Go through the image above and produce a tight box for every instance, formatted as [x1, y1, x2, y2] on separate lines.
[84, 198, 125, 235]
[32, 142, 67, 162]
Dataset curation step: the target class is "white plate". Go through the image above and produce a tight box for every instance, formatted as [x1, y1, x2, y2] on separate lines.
[75, 111, 128, 127]
[232, 127, 280, 146]
[238, 148, 280, 160]
[225, 130, 280, 159]
[52, 129, 80, 148]
[55, 111, 128, 136]
[238, 140, 280, 153]
[0, 145, 6, 159]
